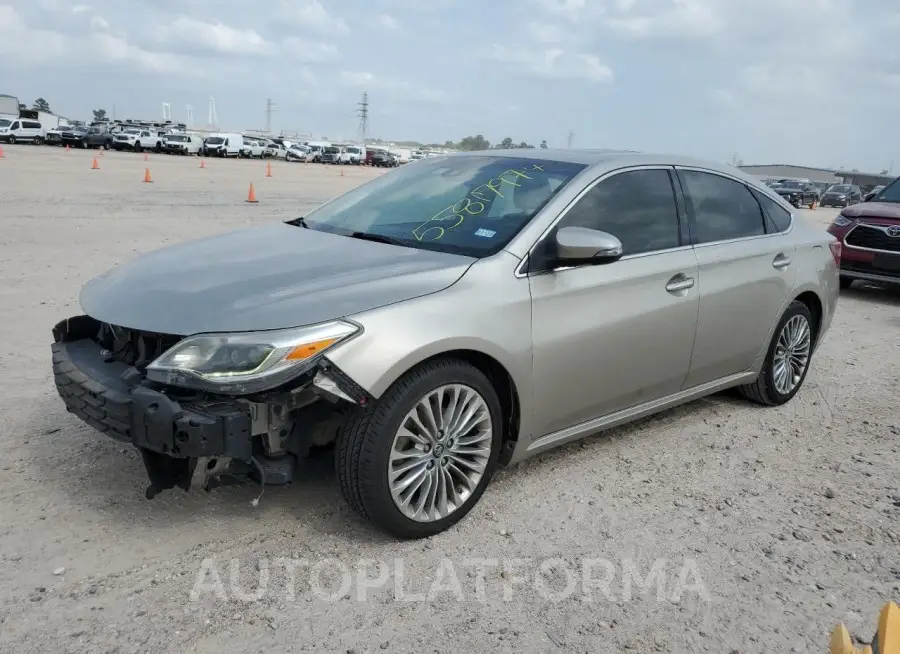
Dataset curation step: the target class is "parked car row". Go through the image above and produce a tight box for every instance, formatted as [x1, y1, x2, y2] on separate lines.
[1, 116, 445, 169]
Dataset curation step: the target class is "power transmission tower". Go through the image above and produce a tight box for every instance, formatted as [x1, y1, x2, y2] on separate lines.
[265, 98, 276, 134]
[186, 104, 194, 127]
[567, 130, 574, 148]
[356, 92, 369, 146]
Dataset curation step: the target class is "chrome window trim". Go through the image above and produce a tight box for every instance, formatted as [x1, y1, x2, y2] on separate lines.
[843, 223, 900, 255]
[512, 165, 684, 278]
[512, 163, 796, 278]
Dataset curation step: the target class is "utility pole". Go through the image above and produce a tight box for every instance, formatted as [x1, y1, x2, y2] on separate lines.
[356, 92, 369, 147]
[265, 98, 276, 134]
[567, 130, 574, 148]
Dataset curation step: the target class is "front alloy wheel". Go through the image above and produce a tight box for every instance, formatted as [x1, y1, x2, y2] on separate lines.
[388, 384, 493, 522]
[336, 359, 502, 539]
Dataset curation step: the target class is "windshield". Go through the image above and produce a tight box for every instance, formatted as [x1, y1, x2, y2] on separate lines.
[324, 146, 340, 154]
[0, 119, 10, 128]
[874, 178, 900, 203]
[207, 137, 224, 145]
[124, 129, 140, 135]
[346, 147, 359, 154]
[778, 181, 803, 189]
[166, 134, 186, 142]
[302, 155, 586, 257]
[827, 185, 850, 193]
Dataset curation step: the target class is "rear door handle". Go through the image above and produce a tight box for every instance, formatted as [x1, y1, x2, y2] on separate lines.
[665, 275, 695, 293]
[773, 254, 792, 269]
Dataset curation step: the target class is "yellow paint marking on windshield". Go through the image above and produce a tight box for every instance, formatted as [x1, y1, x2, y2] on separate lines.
[411, 164, 548, 242]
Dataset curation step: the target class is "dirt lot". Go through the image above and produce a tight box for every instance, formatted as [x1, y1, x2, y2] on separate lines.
[0, 145, 898, 653]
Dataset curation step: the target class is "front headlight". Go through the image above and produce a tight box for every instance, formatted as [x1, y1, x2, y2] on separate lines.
[832, 214, 855, 227]
[146, 320, 360, 394]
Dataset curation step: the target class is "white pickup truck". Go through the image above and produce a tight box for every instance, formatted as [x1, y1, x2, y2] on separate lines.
[113, 128, 164, 152]
[240, 139, 266, 158]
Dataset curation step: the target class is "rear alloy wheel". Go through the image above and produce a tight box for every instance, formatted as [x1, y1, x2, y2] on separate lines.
[738, 301, 814, 406]
[336, 359, 502, 539]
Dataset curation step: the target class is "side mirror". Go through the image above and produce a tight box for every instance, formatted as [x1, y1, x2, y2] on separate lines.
[554, 226, 624, 266]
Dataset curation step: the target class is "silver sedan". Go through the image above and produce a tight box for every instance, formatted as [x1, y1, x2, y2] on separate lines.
[51, 149, 840, 539]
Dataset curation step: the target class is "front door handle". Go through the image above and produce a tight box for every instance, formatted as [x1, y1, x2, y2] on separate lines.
[773, 254, 792, 269]
[665, 275, 695, 293]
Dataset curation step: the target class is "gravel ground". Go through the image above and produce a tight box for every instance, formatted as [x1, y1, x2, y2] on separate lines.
[0, 145, 898, 654]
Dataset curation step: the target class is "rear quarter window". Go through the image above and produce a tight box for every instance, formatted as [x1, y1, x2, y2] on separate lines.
[751, 189, 793, 233]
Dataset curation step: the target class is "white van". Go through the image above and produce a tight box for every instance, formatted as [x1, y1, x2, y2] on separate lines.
[342, 145, 364, 165]
[0, 118, 44, 144]
[203, 132, 243, 157]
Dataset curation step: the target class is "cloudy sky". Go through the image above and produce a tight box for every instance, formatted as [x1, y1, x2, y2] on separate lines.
[2, 0, 899, 171]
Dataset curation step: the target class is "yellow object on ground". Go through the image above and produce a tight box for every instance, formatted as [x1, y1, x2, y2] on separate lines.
[831, 602, 899, 653]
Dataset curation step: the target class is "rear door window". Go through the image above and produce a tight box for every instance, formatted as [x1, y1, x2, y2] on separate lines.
[677, 170, 766, 243]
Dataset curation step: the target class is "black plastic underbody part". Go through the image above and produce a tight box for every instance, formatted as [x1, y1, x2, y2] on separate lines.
[50, 315, 359, 499]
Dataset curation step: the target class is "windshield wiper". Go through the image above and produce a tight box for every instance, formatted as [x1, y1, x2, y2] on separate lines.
[348, 231, 407, 246]
[285, 216, 310, 228]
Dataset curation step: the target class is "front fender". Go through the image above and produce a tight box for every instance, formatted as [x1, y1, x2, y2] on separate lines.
[325, 252, 536, 442]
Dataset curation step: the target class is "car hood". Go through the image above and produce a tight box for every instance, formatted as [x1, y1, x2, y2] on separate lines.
[841, 201, 900, 222]
[79, 223, 475, 335]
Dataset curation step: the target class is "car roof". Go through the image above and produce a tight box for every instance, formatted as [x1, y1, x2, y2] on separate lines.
[443, 148, 764, 183]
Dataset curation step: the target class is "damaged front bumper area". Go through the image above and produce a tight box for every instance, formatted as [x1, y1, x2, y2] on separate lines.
[51, 315, 371, 500]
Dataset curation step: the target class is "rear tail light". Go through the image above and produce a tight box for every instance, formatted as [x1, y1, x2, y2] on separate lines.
[829, 240, 842, 264]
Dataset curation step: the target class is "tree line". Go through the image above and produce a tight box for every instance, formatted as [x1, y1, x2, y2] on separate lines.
[440, 135, 549, 151]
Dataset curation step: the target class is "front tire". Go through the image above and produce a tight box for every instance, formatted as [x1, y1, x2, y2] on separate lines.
[737, 300, 815, 406]
[336, 359, 503, 539]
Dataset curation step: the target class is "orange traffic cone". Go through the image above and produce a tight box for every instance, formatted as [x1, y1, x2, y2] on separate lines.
[65, 144, 71, 152]
[340, 166, 344, 177]
[246, 183, 258, 203]
[143, 168, 153, 183]
[0, 145, 4, 158]
[265, 160, 272, 178]
[91, 156, 99, 170]
[199, 159, 206, 169]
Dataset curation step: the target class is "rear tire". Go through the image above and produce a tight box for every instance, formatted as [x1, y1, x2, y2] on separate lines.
[336, 358, 503, 539]
[839, 276, 854, 290]
[737, 301, 815, 407]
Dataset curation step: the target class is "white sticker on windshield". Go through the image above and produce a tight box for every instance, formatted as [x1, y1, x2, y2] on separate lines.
[474, 228, 496, 238]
